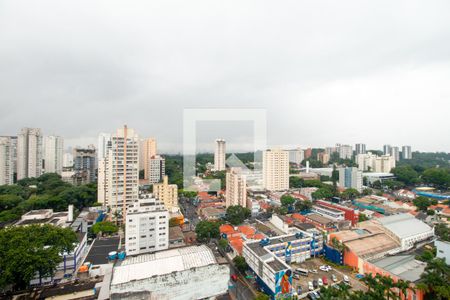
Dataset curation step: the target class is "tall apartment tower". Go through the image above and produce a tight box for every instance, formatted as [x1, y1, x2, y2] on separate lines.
[153, 175, 178, 212]
[288, 148, 304, 165]
[402, 146, 412, 160]
[43, 135, 64, 175]
[142, 138, 157, 180]
[100, 126, 140, 221]
[263, 149, 289, 191]
[97, 133, 111, 162]
[148, 155, 165, 184]
[355, 143, 366, 155]
[73, 145, 96, 183]
[390, 146, 400, 162]
[214, 139, 226, 171]
[339, 145, 353, 159]
[0, 137, 14, 185]
[339, 167, 362, 192]
[17, 128, 43, 180]
[125, 194, 169, 255]
[374, 155, 396, 173]
[226, 167, 247, 207]
[383, 144, 391, 155]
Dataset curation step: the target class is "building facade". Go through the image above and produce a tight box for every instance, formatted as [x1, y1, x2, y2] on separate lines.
[214, 139, 226, 171]
[339, 145, 353, 159]
[225, 167, 247, 207]
[17, 127, 43, 180]
[383, 144, 391, 155]
[125, 194, 169, 255]
[288, 148, 304, 165]
[263, 149, 289, 191]
[73, 145, 96, 183]
[148, 155, 165, 184]
[355, 143, 366, 155]
[0, 137, 14, 185]
[390, 146, 400, 162]
[339, 167, 362, 192]
[402, 146, 412, 160]
[141, 138, 157, 179]
[43, 135, 64, 175]
[153, 175, 178, 212]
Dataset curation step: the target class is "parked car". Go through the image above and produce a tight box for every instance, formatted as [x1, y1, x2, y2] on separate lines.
[313, 280, 318, 289]
[322, 276, 328, 285]
[310, 269, 318, 274]
[312, 291, 321, 299]
[318, 278, 323, 286]
[230, 274, 237, 281]
[308, 281, 314, 291]
[343, 275, 350, 283]
[331, 274, 337, 282]
[356, 274, 365, 279]
[320, 265, 332, 272]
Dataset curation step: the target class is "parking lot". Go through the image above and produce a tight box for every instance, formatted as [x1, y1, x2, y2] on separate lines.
[290, 257, 367, 298]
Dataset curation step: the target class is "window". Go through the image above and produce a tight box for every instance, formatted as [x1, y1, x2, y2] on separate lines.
[140, 246, 146, 250]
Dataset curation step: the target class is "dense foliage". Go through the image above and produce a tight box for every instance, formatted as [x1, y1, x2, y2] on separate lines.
[0, 173, 97, 224]
[226, 205, 251, 225]
[232, 255, 248, 273]
[91, 221, 118, 235]
[0, 224, 77, 290]
[195, 220, 222, 242]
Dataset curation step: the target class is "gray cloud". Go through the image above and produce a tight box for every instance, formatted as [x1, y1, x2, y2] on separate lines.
[1, 0, 449, 152]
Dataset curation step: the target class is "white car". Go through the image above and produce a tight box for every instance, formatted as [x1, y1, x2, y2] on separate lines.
[343, 275, 350, 282]
[308, 281, 314, 291]
[331, 274, 338, 282]
[319, 265, 330, 272]
[318, 278, 323, 286]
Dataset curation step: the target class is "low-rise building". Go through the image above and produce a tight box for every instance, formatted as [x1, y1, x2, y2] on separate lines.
[110, 245, 230, 300]
[312, 204, 345, 221]
[435, 240, 450, 263]
[316, 200, 359, 225]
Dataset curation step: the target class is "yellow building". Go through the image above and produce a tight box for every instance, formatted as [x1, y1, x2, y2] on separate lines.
[154, 175, 179, 212]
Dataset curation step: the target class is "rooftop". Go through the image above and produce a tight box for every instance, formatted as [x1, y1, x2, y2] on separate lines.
[306, 213, 334, 225]
[111, 245, 217, 286]
[85, 236, 120, 265]
[377, 213, 433, 239]
[371, 255, 426, 283]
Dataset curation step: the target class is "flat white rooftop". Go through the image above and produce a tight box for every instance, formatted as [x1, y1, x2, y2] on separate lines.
[111, 245, 217, 286]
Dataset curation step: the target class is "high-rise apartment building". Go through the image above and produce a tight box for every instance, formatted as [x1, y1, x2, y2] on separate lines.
[214, 139, 226, 171]
[148, 155, 165, 184]
[263, 149, 289, 191]
[374, 155, 396, 173]
[63, 152, 74, 168]
[0, 137, 14, 185]
[97, 133, 111, 161]
[339, 167, 362, 192]
[43, 135, 64, 175]
[288, 148, 304, 165]
[390, 146, 400, 162]
[325, 146, 338, 155]
[317, 152, 330, 165]
[142, 138, 157, 179]
[98, 126, 139, 221]
[153, 175, 178, 212]
[339, 145, 353, 160]
[225, 167, 247, 207]
[125, 194, 169, 255]
[17, 128, 43, 180]
[355, 143, 366, 155]
[402, 146, 412, 160]
[73, 145, 96, 183]
[383, 144, 391, 155]
[356, 152, 377, 171]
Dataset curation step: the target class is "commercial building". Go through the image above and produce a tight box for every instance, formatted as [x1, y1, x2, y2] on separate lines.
[148, 155, 165, 184]
[402, 146, 412, 160]
[288, 148, 304, 165]
[110, 245, 229, 300]
[17, 127, 43, 180]
[73, 145, 96, 183]
[312, 204, 345, 221]
[390, 146, 400, 162]
[226, 167, 247, 207]
[43, 135, 64, 175]
[355, 143, 366, 155]
[243, 231, 320, 297]
[263, 149, 289, 191]
[435, 240, 450, 263]
[339, 144, 353, 159]
[125, 194, 169, 256]
[98, 125, 139, 221]
[0, 136, 14, 185]
[339, 167, 362, 192]
[304, 213, 336, 231]
[141, 138, 157, 180]
[376, 213, 434, 251]
[153, 175, 178, 212]
[214, 139, 226, 171]
[363, 172, 396, 185]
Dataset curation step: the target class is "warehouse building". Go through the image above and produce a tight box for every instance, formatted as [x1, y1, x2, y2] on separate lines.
[110, 245, 229, 300]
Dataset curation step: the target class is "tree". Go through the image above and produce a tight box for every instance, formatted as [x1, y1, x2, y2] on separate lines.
[92, 221, 119, 235]
[362, 188, 373, 196]
[434, 223, 449, 241]
[422, 168, 450, 190]
[232, 255, 248, 273]
[218, 238, 228, 251]
[280, 195, 295, 207]
[0, 194, 22, 210]
[417, 258, 450, 300]
[358, 213, 369, 222]
[426, 209, 435, 215]
[391, 165, 420, 185]
[340, 188, 360, 200]
[312, 187, 333, 200]
[195, 220, 221, 242]
[289, 176, 304, 188]
[413, 196, 432, 212]
[295, 200, 312, 212]
[226, 205, 251, 225]
[0, 224, 77, 290]
[254, 292, 270, 300]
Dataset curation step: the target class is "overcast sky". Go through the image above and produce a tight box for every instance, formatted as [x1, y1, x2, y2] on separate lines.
[1, 0, 449, 153]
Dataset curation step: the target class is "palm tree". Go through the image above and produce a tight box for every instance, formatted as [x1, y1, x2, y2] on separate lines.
[418, 258, 450, 300]
[394, 280, 410, 300]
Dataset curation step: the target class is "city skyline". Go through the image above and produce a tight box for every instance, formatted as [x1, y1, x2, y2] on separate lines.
[1, 1, 450, 152]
